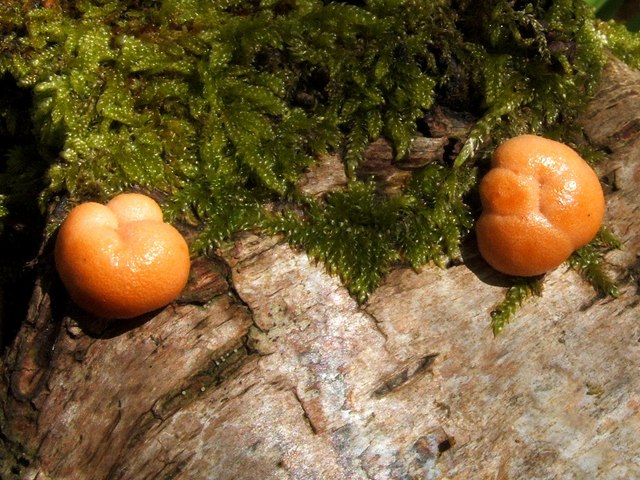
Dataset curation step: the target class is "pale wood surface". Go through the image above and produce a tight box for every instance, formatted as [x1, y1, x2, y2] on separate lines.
[2, 58, 640, 479]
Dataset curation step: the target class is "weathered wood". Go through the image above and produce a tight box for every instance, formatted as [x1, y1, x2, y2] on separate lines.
[2, 57, 640, 479]
[357, 137, 450, 195]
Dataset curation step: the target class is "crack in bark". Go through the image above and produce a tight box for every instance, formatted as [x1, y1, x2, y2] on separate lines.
[359, 308, 405, 364]
[372, 353, 439, 398]
[360, 308, 389, 343]
[152, 450, 194, 480]
[217, 256, 264, 349]
[148, 343, 251, 424]
[8, 275, 64, 404]
[291, 388, 319, 435]
[176, 255, 231, 307]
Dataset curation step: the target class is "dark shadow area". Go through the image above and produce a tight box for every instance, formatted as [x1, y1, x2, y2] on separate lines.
[460, 237, 517, 288]
[72, 307, 158, 340]
[601, 0, 640, 31]
[0, 73, 50, 352]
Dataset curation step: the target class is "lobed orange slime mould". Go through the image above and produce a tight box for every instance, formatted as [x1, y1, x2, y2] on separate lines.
[55, 193, 190, 319]
[476, 135, 605, 277]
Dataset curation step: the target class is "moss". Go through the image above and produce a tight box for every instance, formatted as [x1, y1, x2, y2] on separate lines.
[490, 277, 544, 335]
[0, 0, 631, 310]
[596, 18, 640, 68]
[269, 164, 475, 301]
[568, 227, 622, 298]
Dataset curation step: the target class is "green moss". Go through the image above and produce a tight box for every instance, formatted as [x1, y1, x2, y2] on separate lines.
[269, 164, 475, 301]
[491, 277, 544, 335]
[455, 0, 607, 164]
[568, 227, 622, 298]
[0, 0, 631, 308]
[596, 19, 640, 68]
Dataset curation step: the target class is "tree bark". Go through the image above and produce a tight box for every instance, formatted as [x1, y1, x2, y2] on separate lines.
[2, 57, 640, 480]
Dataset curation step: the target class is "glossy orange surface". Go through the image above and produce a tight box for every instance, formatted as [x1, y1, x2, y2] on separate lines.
[55, 193, 190, 319]
[476, 135, 605, 276]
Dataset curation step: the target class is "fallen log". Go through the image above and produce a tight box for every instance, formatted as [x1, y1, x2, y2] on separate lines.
[1, 57, 639, 480]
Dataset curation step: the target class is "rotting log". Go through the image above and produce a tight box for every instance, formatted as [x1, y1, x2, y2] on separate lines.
[1, 57, 640, 479]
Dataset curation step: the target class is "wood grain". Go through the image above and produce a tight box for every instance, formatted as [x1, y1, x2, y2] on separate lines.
[2, 57, 640, 480]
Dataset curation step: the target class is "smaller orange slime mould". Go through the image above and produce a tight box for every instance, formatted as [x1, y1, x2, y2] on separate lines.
[476, 135, 605, 277]
[55, 193, 190, 319]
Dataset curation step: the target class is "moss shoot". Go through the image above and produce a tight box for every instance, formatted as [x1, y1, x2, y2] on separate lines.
[0, 0, 634, 308]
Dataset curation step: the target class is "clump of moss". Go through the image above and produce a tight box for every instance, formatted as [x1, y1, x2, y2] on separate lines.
[0, 0, 629, 306]
[568, 226, 623, 298]
[271, 164, 475, 301]
[491, 277, 544, 336]
[596, 18, 640, 69]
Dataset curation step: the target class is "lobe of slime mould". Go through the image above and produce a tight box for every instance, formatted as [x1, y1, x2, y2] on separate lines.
[476, 135, 604, 277]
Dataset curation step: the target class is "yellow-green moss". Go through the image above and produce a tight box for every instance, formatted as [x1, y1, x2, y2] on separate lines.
[0, 0, 630, 302]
